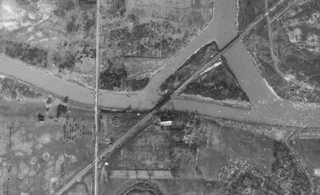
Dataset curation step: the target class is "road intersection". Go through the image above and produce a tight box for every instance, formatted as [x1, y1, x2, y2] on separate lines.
[53, 0, 294, 194]
[0, 0, 317, 194]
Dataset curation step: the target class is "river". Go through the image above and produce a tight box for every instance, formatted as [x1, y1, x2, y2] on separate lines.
[0, 0, 319, 128]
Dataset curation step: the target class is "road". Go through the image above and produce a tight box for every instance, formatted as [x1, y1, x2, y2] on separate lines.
[93, 0, 101, 194]
[0, 0, 318, 129]
[53, 115, 156, 195]
[270, 0, 298, 23]
[53, 1, 289, 194]
[265, 0, 284, 78]
[0, 0, 318, 192]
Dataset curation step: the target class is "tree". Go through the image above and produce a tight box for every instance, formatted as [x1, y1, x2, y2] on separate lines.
[64, 96, 69, 103]
[57, 104, 67, 118]
[46, 96, 52, 104]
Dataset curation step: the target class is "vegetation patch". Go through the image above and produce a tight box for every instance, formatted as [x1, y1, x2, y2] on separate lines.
[117, 180, 165, 195]
[243, 17, 320, 102]
[0, 76, 43, 100]
[159, 42, 249, 102]
[274, 1, 320, 88]
[239, 0, 320, 102]
[101, 111, 310, 194]
[183, 56, 249, 102]
[106, 111, 274, 181]
[0, 0, 96, 87]
[237, 0, 278, 32]
[99, 0, 214, 91]
[219, 141, 311, 194]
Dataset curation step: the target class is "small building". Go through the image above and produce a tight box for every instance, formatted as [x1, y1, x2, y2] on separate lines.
[160, 116, 172, 126]
[37, 113, 45, 122]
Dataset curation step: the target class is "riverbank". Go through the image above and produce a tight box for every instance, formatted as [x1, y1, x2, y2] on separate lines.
[1, 0, 320, 128]
[175, 94, 253, 110]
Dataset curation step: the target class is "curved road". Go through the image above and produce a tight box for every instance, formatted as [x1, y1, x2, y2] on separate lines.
[0, 0, 319, 128]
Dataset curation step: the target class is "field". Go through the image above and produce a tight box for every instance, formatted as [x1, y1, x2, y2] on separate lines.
[99, 0, 214, 91]
[0, 75, 95, 194]
[0, 0, 96, 87]
[241, 0, 320, 102]
[159, 42, 249, 103]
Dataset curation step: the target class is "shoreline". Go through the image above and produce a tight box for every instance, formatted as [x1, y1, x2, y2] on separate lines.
[175, 94, 253, 110]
